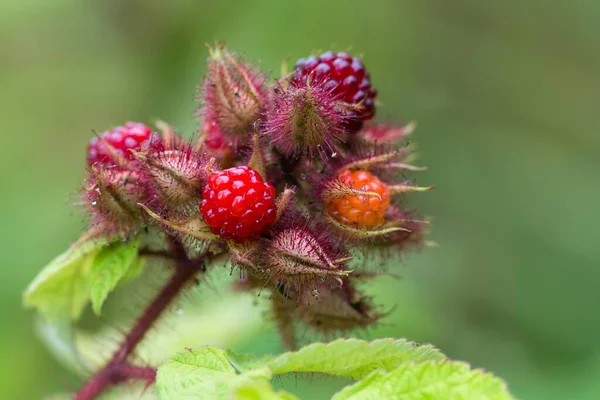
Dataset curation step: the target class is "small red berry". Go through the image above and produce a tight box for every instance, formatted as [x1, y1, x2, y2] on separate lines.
[292, 51, 377, 132]
[87, 122, 157, 166]
[202, 119, 229, 151]
[200, 165, 276, 243]
[201, 119, 233, 165]
[327, 169, 390, 229]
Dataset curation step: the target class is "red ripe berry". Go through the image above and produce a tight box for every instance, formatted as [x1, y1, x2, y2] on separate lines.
[200, 166, 276, 243]
[202, 119, 228, 151]
[292, 51, 377, 132]
[87, 122, 157, 166]
[201, 119, 233, 163]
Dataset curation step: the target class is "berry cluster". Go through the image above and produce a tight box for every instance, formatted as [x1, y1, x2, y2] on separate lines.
[81, 43, 431, 348]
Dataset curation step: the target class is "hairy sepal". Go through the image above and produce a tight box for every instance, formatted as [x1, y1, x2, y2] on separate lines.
[321, 178, 382, 205]
[198, 43, 267, 141]
[299, 280, 381, 334]
[139, 204, 219, 246]
[264, 220, 351, 294]
[228, 241, 264, 273]
[359, 122, 416, 144]
[262, 79, 349, 159]
[274, 276, 382, 341]
[137, 141, 208, 214]
[85, 166, 150, 237]
[381, 206, 430, 250]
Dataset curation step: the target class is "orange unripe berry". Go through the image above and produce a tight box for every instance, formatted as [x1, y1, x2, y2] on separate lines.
[327, 169, 390, 229]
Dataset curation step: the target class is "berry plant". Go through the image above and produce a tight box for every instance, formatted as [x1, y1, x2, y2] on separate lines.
[23, 44, 514, 399]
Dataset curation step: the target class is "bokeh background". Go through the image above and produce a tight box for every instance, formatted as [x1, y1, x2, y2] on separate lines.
[2, 0, 600, 399]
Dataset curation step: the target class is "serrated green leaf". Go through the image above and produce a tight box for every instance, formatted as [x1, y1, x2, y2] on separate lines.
[332, 361, 514, 400]
[90, 238, 140, 315]
[267, 338, 444, 379]
[121, 255, 146, 283]
[233, 380, 299, 400]
[24, 235, 145, 322]
[23, 237, 110, 321]
[227, 350, 275, 373]
[156, 347, 272, 400]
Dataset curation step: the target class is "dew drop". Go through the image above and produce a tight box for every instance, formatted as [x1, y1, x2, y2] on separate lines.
[91, 201, 97, 206]
[177, 308, 184, 315]
[331, 152, 337, 158]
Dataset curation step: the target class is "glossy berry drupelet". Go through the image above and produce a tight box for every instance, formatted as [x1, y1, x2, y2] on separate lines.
[87, 122, 156, 166]
[327, 169, 390, 229]
[292, 51, 377, 132]
[200, 166, 277, 242]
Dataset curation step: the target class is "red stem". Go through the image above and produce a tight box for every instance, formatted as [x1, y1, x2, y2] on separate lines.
[118, 365, 157, 381]
[75, 240, 201, 400]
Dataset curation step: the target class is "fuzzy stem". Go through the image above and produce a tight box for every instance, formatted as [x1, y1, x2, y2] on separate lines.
[74, 364, 157, 400]
[75, 238, 202, 400]
[118, 365, 157, 381]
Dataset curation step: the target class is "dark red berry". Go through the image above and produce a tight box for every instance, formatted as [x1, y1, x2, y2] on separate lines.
[292, 51, 377, 132]
[200, 165, 276, 243]
[87, 122, 158, 166]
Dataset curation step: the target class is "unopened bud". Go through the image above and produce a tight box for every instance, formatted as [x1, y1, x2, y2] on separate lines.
[262, 79, 349, 159]
[198, 43, 267, 141]
[295, 278, 381, 333]
[85, 167, 149, 237]
[139, 144, 208, 213]
[265, 223, 351, 293]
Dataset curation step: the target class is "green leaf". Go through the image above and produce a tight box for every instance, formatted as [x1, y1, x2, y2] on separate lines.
[120, 255, 146, 283]
[90, 238, 141, 315]
[97, 382, 156, 399]
[23, 237, 109, 321]
[267, 338, 444, 379]
[34, 316, 91, 375]
[156, 347, 272, 400]
[227, 350, 275, 373]
[332, 361, 514, 400]
[233, 380, 299, 400]
[24, 235, 144, 321]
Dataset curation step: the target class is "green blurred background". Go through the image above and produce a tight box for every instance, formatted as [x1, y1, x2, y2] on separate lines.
[2, 0, 599, 398]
